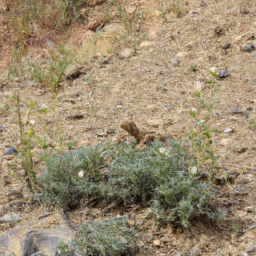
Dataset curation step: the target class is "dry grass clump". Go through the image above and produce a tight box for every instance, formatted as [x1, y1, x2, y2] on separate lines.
[5, 0, 87, 84]
[6, 0, 87, 49]
[154, 0, 188, 20]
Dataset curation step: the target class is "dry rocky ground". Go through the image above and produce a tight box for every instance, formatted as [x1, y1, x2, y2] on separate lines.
[1, 0, 256, 255]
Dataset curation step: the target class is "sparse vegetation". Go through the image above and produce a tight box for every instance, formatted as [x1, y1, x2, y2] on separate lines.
[57, 216, 135, 256]
[27, 45, 75, 94]
[187, 72, 220, 177]
[154, 0, 184, 20]
[190, 64, 198, 72]
[6, 0, 86, 86]
[250, 118, 256, 130]
[12, 91, 64, 190]
[112, 0, 147, 48]
[7, 0, 86, 48]
[13, 92, 36, 182]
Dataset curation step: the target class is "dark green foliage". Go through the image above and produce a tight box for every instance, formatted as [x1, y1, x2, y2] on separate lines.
[41, 140, 216, 226]
[56, 216, 135, 256]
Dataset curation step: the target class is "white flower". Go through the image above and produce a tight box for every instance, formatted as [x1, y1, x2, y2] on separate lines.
[189, 166, 197, 175]
[29, 120, 36, 126]
[159, 147, 171, 156]
[209, 67, 218, 74]
[191, 108, 197, 113]
[41, 104, 48, 110]
[78, 170, 84, 178]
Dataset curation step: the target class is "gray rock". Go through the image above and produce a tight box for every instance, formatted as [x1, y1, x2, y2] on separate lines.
[106, 129, 115, 134]
[30, 253, 44, 256]
[171, 55, 180, 67]
[217, 69, 229, 78]
[0, 126, 7, 132]
[231, 109, 244, 114]
[21, 228, 75, 256]
[0, 212, 75, 256]
[0, 234, 9, 251]
[235, 186, 250, 195]
[0, 213, 22, 223]
[243, 44, 255, 52]
[0, 225, 20, 250]
[119, 48, 135, 59]
[5, 147, 18, 155]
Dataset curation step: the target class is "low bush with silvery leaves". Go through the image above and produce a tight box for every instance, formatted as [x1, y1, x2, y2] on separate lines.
[41, 140, 218, 227]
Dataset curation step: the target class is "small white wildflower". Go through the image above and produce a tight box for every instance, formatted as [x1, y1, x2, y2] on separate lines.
[191, 107, 197, 113]
[159, 147, 171, 156]
[189, 166, 197, 175]
[159, 147, 167, 153]
[41, 104, 48, 110]
[224, 127, 233, 133]
[209, 67, 218, 74]
[78, 170, 84, 178]
[29, 120, 36, 126]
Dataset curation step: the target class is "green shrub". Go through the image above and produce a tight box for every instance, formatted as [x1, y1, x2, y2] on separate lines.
[56, 216, 135, 256]
[151, 177, 214, 227]
[40, 142, 108, 209]
[41, 140, 216, 226]
[107, 140, 189, 204]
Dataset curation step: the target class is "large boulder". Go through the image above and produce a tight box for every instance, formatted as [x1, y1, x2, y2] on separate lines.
[0, 212, 75, 256]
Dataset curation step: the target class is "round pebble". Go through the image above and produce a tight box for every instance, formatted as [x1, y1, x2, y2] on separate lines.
[243, 44, 255, 52]
[217, 69, 229, 78]
[171, 55, 180, 67]
[5, 146, 18, 155]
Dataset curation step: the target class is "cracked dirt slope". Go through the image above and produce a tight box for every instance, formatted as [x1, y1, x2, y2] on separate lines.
[1, 0, 256, 255]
